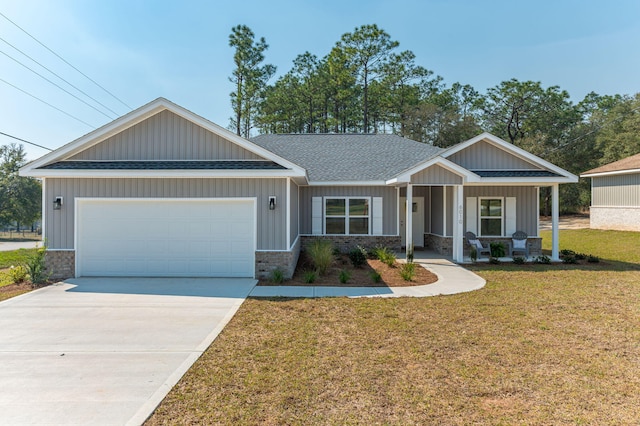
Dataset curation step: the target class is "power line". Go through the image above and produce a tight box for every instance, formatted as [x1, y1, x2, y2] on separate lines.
[0, 36, 120, 116]
[0, 131, 53, 151]
[0, 77, 96, 128]
[0, 11, 132, 111]
[0, 48, 116, 120]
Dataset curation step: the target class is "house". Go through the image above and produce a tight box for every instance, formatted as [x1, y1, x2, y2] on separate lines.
[581, 153, 640, 231]
[20, 98, 578, 279]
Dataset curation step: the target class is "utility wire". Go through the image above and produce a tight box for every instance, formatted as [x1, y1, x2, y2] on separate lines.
[0, 77, 96, 128]
[0, 36, 120, 116]
[0, 131, 53, 151]
[0, 11, 132, 111]
[0, 48, 116, 120]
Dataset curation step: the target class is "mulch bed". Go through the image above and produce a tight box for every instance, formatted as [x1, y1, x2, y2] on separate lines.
[258, 253, 438, 287]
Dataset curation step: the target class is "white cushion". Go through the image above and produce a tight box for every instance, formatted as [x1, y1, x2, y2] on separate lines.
[469, 239, 484, 249]
[513, 239, 526, 249]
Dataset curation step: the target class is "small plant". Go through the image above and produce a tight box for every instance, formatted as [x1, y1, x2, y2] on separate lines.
[374, 247, 397, 267]
[490, 242, 506, 258]
[406, 243, 414, 263]
[348, 247, 367, 268]
[489, 256, 501, 265]
[560, 249, 576, 257]
[512, 256, 526, 265]
[269, 268, 285, 284]
[575, 252, 587, 261]
[303, 270, 317, 283]
[587, 254, 600, 263]
[307, 239, 334, 275]
[339, 269, 351, 284]
[8, 265, 28, 283]
[24, 245, 49, 286]
[370, 270, 382, 283]
[535, 255, 551, 264]
[562, 255, 578, 264]
[399, 262, 416, 281]
[470, 247, 478, 263]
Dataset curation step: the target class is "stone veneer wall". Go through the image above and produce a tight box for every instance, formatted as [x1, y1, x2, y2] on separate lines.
[425, 234, 542, 257]
[255, 237, 301, 279]
[300, 235, 401, 254]
[590, 206, 640, 231]
[45, 250, 75, 279]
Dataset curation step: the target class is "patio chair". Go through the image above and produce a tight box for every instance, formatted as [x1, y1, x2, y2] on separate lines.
[465, 231, 491, 258]
[511, 231, 529, 258]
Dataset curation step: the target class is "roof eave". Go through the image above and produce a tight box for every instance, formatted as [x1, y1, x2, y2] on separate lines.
[20, 169, 305, 179]
[581, 168, 640, 178]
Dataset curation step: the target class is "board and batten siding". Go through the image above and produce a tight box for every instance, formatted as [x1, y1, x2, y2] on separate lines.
[299, 186, 397, 235]
[464, 186, 538, 236]
[411, 164, 462, 185]
[290, 180, 299, 247]
[592, 174, 640, 207]
[45, 178, 287, 251]
[448, 141, 540, 170]
[430, 187, 444, 235]
[68, 110, 265, 161]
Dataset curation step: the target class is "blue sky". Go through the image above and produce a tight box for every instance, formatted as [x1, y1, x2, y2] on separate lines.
[1, 0, 639, 160]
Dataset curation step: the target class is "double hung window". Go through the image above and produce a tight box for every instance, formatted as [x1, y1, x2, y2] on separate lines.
[325, 198, 370, 235]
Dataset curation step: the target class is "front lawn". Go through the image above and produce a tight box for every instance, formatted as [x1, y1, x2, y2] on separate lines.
[0, 248, 39, 301]
[147, 229, 640, 425]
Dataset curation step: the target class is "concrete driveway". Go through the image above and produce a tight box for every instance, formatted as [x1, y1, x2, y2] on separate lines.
[0, 277, 256, 425]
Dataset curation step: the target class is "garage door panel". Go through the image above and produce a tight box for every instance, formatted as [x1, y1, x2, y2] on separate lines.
[78, 200, 255, 277]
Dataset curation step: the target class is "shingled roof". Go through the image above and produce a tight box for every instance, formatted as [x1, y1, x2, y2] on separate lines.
[251, 134, 444, 182]
[582, 152, 640, 176]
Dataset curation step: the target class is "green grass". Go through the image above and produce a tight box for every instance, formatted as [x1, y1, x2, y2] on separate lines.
[541, 228, 640, 265]
[147, 229, 640, 425]
[0, 248, 37, 270]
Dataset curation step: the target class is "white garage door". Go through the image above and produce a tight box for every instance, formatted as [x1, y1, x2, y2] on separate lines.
[76, 199, 255, 277]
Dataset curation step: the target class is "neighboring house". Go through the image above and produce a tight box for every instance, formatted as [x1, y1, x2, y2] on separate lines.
[581, 153, 640, 231]
[20, 98, 578, 279]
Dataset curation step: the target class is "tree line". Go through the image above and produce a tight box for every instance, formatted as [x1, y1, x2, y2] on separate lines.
[229, 24, 640, 213]
[0, 144, 41, 231]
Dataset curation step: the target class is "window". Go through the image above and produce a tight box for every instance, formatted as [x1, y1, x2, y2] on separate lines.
[479, 198, 503, 236]
[325, 197, 370, 235]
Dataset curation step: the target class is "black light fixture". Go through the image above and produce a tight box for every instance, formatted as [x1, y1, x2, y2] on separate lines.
[53, 196, 63, 210]
[268, 196, 276, 210]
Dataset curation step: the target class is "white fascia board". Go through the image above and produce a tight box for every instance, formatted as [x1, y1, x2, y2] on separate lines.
[441, 132, 578, 180]
[581, 169, 640, 178]
[464, 175, 578, 185]
[307, 180, 388, 186]
[390, 157, 480, 184]
[19, 97, 307, 177]
[20, 169, 304, 179]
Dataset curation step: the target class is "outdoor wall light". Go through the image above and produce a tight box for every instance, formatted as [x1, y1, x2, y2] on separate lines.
[268, 196, 276, 210]
[53, 196, 63, 210]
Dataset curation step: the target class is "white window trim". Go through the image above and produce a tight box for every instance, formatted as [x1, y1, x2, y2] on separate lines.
[324, 196, 372, 235]
[478, 196, 504, 236]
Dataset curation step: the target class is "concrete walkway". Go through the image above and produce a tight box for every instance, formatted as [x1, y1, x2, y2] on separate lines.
[0, 240, 40, 251]
[250, 254, 485, 298]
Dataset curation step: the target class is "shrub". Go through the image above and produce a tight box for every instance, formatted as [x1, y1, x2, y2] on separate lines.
[575, 252, 587, 261]
[339, 269, 351, 284]
[470, 247, 478, 263]
[406, 243, 414, 263]
[489, 257, 501, 265]
[562, 255, 578, 264]
[303, 270, 317, 283]
[535, 255, 551, 264]
[8, 265, 28, 283]
[512, 256, 526, 265]
[490, 242, 506, 258]
[348, 247, 367, 268]
[373, 247, 397, 267]
[24, 245, 49, 285]
[587, 255, 600, 263]
[369, 246, 386, 260]
[370, 270, 382, 283]
[269, 268, 285, 284]
[560, 249, 576, 257]
[307, 239, 334, 275]
[399, 262, 416, 281]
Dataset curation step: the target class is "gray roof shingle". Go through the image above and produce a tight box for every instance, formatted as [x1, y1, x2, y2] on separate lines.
[250, 134, 444, 182]
[38, 160, 286, 170]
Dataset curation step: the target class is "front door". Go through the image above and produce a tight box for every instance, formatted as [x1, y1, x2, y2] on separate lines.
[400, 197, 424, 248]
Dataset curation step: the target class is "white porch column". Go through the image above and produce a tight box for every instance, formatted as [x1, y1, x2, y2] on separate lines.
[406, 183, 413, 257]
[551, 183, 560, 261]
[452, 185, 464, 262]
